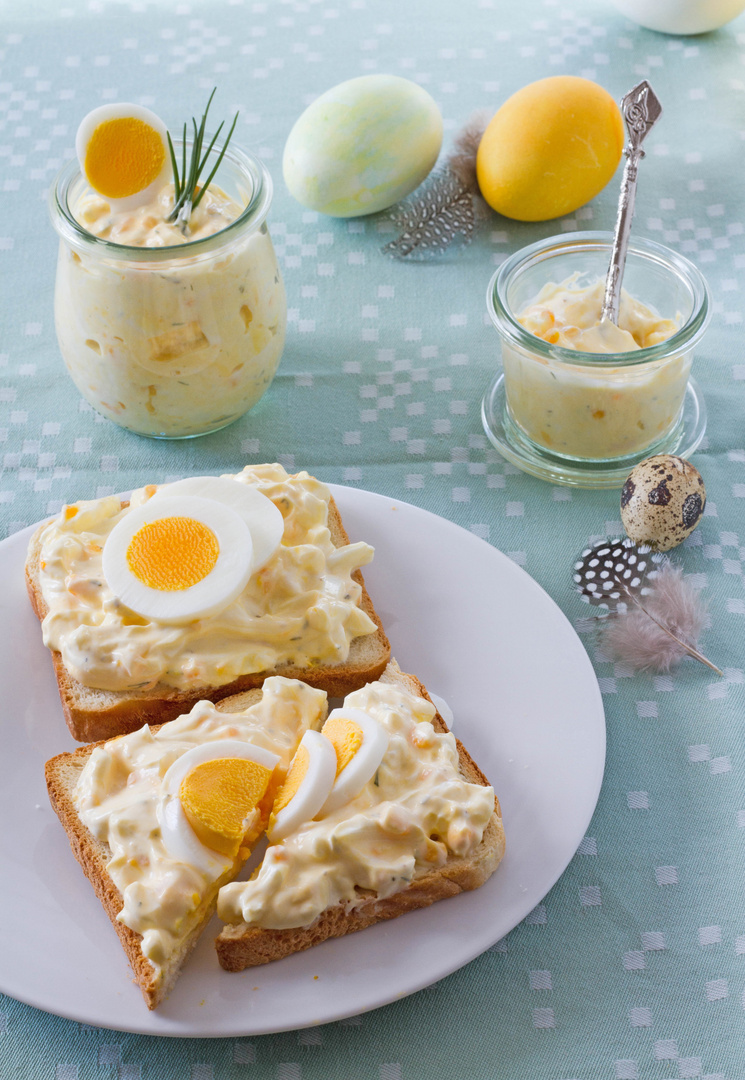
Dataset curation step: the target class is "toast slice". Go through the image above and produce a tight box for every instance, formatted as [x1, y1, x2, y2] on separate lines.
[27, 474, 390, 743]
[215, 662, 505, 970]
[45, 679, 328, 1009]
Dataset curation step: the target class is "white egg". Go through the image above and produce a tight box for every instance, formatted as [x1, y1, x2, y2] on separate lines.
[157, 739, 281, 872]
[151, 476, 284, 574]
[162, 739, 280, 796]
[75, 102, 171, 211]
[267, 729, 338, 842]
[102, 495, 254, 624]
[610, 0, 745, 35]
[319, 707, 390, 816]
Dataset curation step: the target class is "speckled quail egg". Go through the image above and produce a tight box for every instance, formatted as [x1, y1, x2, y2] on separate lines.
[620, 455, 706, 551]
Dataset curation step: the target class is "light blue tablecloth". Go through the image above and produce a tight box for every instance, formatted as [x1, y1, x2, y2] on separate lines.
[1, 0, 745, 1075]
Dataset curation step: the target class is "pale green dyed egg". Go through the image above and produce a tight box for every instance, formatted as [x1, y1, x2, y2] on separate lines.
[283, 75, 443, 218]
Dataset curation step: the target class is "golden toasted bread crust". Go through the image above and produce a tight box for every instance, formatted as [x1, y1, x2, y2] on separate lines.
[215, 663, 505, 971]
[44, 688, 266, 1010]
[27, 493, 390, 743]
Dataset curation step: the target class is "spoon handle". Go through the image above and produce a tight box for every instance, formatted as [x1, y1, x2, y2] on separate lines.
[601, 81, 663, 325]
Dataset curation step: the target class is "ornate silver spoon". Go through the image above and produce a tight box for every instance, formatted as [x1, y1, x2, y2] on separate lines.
[601, 81, 663, 325]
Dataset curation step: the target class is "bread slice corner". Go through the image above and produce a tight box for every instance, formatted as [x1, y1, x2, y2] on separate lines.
[214, 661, 505, 972]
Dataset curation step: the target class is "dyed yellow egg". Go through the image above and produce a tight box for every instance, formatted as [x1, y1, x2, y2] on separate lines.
[283, 74, 442, 218]
[476, 77, 624, 222]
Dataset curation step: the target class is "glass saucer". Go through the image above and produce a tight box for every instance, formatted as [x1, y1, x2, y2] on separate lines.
[481, 373, 707, 489]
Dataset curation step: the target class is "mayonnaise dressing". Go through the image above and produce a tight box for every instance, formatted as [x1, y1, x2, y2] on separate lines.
[218, 679, 496, 931]
[37, 464, 377, 692]
[74, 678, 327, 971]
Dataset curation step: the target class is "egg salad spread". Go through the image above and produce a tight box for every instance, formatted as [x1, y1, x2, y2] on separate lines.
[74, 678, 326, 970]
[218, 679, 496, 931]
[518, 277, 677, 353]
[37, 464, 377, 692]
[74, 183, 241, 247]
[503, 276, 688, 459]
[55, 183, 285, 437]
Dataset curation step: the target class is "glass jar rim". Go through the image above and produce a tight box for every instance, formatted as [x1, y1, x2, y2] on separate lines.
[49, 136, 273, 261]
[486, 230, 711, 369]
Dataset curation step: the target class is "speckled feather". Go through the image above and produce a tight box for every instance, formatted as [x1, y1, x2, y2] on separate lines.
[573, 538, 662, 612]
[573, 539, 719, 674]
[383, 112, 490, 260]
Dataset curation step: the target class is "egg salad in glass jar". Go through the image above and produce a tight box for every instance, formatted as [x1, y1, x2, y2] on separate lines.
[49, 109, 286, 439]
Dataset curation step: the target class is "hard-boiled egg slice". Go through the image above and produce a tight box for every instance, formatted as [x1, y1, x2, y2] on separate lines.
[267, 729, 337, 842]
[319, 707, 390, 816]
[158, 739, 280, 866]
[75, 103, 171, 211]
[162, 739, 280, 795]
[151, 476, 284, 574]
[102, 495, 253, 624]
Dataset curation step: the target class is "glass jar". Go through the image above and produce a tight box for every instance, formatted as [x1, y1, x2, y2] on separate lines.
[49, 141, 286, 438]
[481, 232, 710, 487]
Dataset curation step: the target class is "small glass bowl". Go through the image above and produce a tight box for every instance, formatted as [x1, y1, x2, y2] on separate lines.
[49, 140, 286, 439]
[481, 231, 710, 488]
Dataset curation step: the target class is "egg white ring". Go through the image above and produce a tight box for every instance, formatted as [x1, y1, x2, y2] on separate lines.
[428, 692, 454, 730]
[268, 729, 338, 843]
[102, 495, 254, 625]
[156, 794, 234, 877]
[162, 738, 280, 796]
[319, 707, 390, 816]
[151, 477, 284, 574]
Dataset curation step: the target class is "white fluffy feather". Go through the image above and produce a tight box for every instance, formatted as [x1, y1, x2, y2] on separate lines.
[599, 563, 718, 674]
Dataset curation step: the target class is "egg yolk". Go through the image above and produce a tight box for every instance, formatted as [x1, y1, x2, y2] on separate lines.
[179, 758, 274, 858]
[322, 716, 363, 775]
[84, 117, 166, 199]
[272, 745, 309, 816]
[126, 516, 219, 591]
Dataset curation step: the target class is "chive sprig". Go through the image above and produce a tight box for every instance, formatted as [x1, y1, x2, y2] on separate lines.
[166, 88, 239, 234]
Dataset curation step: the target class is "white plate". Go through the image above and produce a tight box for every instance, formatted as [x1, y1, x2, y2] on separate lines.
[0, 485, 605, 1037]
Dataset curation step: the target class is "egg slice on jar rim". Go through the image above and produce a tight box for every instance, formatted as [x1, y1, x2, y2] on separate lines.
[101, 494, 254, 624]
[75, 103, 171, 212]
[319, 707, 390, 816]
[150, 476, 285, 574]
[157, 739, 280, 871]
[267, 729, 338, 842]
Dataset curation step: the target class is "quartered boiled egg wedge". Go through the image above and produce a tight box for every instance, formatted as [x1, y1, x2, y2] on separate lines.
[157, 739, 280, 870]
[318, 707, 390, 816]
[102, 494, 254, 624]
[267, 729, 338, 843]
[75, 103, 171, 211]
[151, 476, 284, 574]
